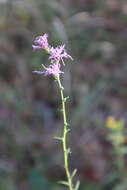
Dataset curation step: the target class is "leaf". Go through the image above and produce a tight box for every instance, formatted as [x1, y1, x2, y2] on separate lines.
[67, 148, 72, 154]
[64, 96, 69, 102]
[54, 136, 63, 141]
[75, 181, 80, 190]
[58, 181, 69, 186]
[71, 169, 77, 179]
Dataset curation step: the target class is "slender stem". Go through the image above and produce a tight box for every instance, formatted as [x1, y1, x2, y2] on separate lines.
[57, 75, 74, 190]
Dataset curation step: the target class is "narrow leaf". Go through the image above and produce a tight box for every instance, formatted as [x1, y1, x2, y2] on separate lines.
[58, 181, 69, 186]
[75, 181, 80, 190]
[71, 169, 77, 179]
[67, 123, 70, 127]
[67, 148, 72, 154]
[64, 96, 69, 102]
[67, 128, 70, 132]
[54, 136, 63, 141]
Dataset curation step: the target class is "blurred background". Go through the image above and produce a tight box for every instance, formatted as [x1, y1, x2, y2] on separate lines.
[1, 0, 127, 189]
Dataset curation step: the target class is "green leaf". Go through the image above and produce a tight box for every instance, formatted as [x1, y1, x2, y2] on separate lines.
[58, 180, 69, 186]
[54, 136, 63, 141]
[71, 169, 77, 179]
[64, 96, 69, 102]
[67, 148, 72, 154]
[67, 128, 71, 132]
[75, 181, 80, 190]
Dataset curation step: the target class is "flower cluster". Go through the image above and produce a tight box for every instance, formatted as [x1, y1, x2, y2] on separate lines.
[32, 34, 49, 51]
[49, 45, 73, 61]
[32, 33, 72, 77]
[33, 63, 63, 77]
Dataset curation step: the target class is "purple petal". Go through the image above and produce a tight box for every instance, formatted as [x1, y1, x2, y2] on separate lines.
[32, 45, 41, 50]
[32, 71, 44, 74]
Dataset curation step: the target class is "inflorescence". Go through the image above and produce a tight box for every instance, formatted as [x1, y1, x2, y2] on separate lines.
[32, 34, 72, 77]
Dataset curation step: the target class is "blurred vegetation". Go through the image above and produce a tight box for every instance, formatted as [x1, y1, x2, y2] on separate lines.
[1, 0, 127, 189]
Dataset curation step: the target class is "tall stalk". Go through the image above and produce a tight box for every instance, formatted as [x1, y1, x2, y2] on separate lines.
[56, 75, 74, 190]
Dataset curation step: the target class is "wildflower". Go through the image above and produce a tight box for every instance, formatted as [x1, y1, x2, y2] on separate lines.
[106, 116, 124, 130]
[49, 45, 73, 62]
[33, 63, 64, 77]
[106, 116, 116, 129]
[32, 34, 49, 51]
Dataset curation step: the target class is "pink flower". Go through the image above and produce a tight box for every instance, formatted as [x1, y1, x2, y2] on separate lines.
[33, 63, 64, 77]
[49, 45, 73, 61]
[32, 34, 49, 51]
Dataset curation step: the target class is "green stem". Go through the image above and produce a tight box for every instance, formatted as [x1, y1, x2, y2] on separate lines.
[57, 75, 74, 190]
